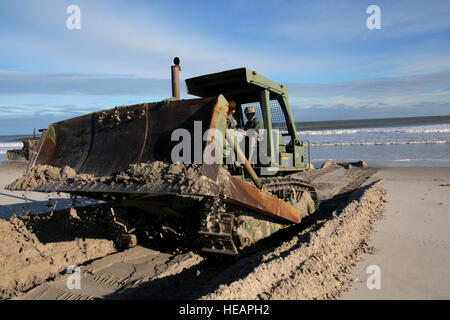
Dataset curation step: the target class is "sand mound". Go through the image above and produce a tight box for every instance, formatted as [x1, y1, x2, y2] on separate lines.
[0, 206, 117, 300]
[6, 165, 78, 191]
[7, 162, 215, 194]
[201, 180, 385, 299]
[113, 162, 213, 193]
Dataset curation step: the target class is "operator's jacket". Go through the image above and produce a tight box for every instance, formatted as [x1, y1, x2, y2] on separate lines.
[227, 113, 238, 129]
[244, 116, 264, 131]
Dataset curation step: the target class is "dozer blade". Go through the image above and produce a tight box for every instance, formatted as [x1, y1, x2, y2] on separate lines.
[24, 96, 228, 196]
[30, 97, 219, 177]
[10, 94, 313, 225]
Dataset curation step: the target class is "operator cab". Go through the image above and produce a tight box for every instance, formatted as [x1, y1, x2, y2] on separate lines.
[186, 68, 308, 174]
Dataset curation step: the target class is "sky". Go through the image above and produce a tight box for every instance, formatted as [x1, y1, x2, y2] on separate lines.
[0, 0, 449, 134]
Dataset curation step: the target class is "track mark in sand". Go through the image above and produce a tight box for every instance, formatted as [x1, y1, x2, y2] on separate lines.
[33, 285, 51, 300]
[55, 290, 93, 301]
[14, 246, 204, 300]
[0, 205, 119, 300]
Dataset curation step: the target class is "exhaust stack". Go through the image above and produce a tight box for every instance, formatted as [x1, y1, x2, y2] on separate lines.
[171, 57, 181, 100]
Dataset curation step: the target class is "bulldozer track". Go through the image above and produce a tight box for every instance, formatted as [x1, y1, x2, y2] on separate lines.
[198, 177, 319, 256]
[197, 165, 377, 257]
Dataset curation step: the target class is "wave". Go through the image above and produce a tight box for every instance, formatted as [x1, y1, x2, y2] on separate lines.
[300, 129, 358, 135]
[312, 158, 450, 163]
[311, 139, 450, 147]
[0, 142, 23, 148]
[399, 128, 450, 134]
[389, 159, 450, 162]
[298, 125, 450, 136]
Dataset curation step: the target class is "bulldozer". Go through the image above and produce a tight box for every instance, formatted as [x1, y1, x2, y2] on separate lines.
[7, 58, 375, 256]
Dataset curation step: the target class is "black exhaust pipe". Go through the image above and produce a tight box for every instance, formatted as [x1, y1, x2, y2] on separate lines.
[171, 57, 181, 100]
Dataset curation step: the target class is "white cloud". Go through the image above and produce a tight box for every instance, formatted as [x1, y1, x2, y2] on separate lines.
[287, 72, 450, 119]
[287, 72, 450, 99]
[0, 71, 171, 96]
[0, 70, 448, 120]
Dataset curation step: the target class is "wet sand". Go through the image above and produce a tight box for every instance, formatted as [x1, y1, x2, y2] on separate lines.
[341, 167, 450, 299]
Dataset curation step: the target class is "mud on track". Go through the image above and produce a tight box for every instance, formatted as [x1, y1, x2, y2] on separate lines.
[7, 177, 385, 300]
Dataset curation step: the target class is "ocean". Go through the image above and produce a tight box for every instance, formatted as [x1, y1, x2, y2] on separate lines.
[0, 134, 34, 163]
[298, 115, 450, 167]
[1, 115, 449, 167]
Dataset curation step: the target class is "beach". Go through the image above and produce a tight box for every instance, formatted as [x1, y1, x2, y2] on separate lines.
[342, 167, 450, 299]
[0, 161, 448, 300]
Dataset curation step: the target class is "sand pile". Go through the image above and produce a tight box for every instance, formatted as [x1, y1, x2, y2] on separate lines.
[6, 165, 78, 191]
[7, 162, 216, 194]
[113, 162, 214, 193]
[0, 206, 117, 300]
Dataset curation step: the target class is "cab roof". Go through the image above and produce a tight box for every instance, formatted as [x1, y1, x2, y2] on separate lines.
[185, 68, 288, 104]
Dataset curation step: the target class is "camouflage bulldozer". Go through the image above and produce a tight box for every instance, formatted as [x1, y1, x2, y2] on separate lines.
[8, 59, 375, 256]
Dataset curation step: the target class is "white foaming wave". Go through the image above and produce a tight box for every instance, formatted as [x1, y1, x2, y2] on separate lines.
[312, 158, 450, 163]
[392, 127, 450, 134]
[299, 129, 358, 135]
[298, 124, 450, 136]
[0, 142, 22, 148]
[312, 139, 450, 147]
[389, 159, 450, 162]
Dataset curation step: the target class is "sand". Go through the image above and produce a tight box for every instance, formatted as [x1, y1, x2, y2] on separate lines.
[0, 162, 68, 219]
[0, 212, 117, 299]
[0, 162, 117, 299]
[201, 179, 385, 300]
[341, 167, 450, 299]
[7, 162, 216, 195]
[1, 161, 449, 300]
[0, 162, 98, 219]
[12, 178, 384, 300]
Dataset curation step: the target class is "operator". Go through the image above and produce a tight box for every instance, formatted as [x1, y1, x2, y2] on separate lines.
[243, 106, 264, 131]
[243, 106, 263, 165]
[227, 100, 238, 129]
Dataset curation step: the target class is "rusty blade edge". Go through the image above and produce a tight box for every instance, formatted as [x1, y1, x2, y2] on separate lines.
[225, 176, 300, 223]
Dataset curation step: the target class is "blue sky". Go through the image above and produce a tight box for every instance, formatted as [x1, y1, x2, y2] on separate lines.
[0, 0, 449, 134]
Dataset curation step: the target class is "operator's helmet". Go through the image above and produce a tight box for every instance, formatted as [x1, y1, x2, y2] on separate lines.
[244, 106, 256, 115]
[229, 100, 236, 113]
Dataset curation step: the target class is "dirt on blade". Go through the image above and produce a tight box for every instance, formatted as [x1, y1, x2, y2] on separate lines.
[7, 162, 215, 195]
